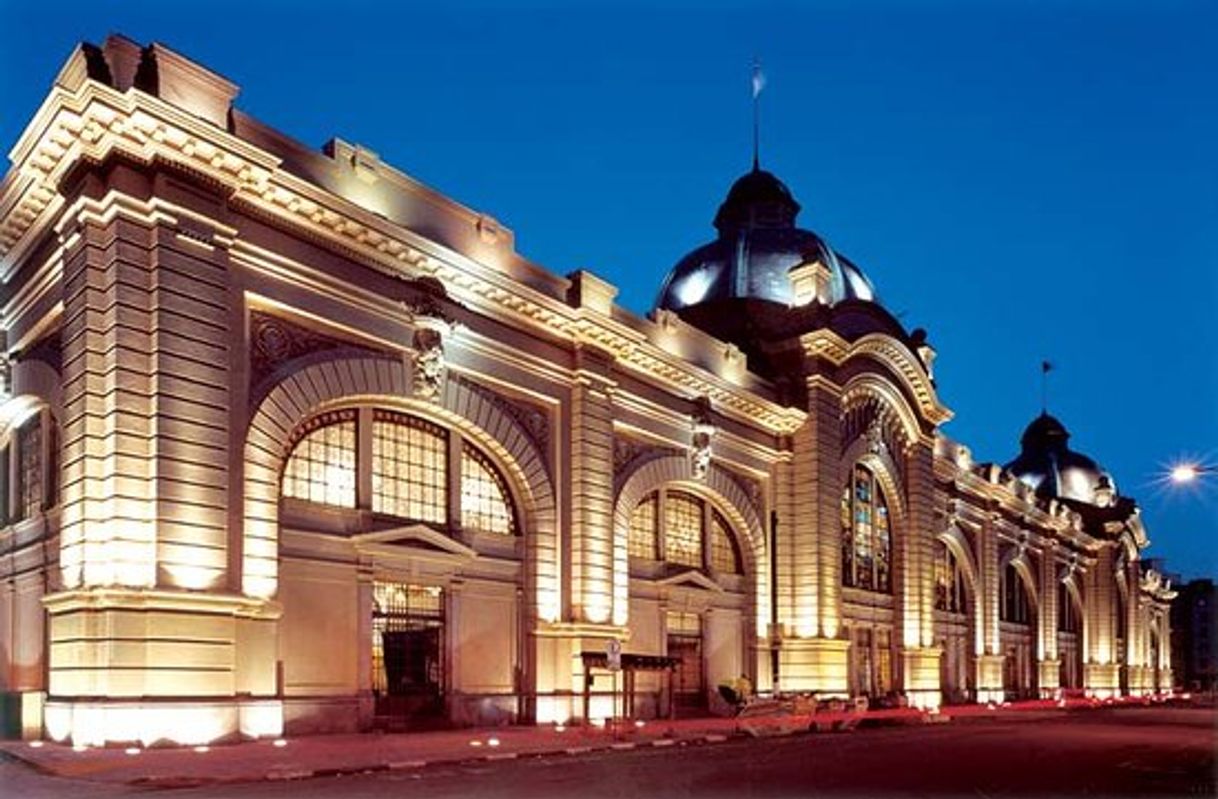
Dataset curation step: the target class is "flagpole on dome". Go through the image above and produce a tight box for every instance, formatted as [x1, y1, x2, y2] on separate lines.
[1041, 359, 1054, 414]
[751, 58, 765, 172]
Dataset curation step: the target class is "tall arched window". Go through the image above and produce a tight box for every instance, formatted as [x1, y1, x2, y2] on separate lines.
[1057, 582, 1080, 633]
[1000, 562, 1033, 625]
[281, 407, 517, 535]
[626, 489, 742, 575]
[841, 464, 891, 593]
[934, 540, 967, 613]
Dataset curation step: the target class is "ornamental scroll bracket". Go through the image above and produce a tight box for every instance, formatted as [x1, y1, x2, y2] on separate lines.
[689, 396, 716, 481]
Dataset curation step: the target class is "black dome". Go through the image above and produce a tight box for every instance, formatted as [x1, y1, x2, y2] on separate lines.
[655, 167, 876, 312]
[1004, 413, 1118, 506]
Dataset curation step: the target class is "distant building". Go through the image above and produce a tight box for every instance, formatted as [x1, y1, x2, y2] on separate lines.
[0, 35, 1178, 746]
[1171, 579, 1217, 692]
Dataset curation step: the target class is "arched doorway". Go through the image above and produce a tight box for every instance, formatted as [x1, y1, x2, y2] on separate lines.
[840, 462, 896, 702]
[1057, 581, 1084, 695]
[277, 404, 526, 729]
[933, 539, 975, 704]
[624, 486, 750, 717]
[999, 560, 1038, 700]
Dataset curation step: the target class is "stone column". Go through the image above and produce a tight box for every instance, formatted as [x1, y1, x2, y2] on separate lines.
[899, 441, 942, 710]
[1082, 548, 1119, 698]
[975, 512, 1004, 703]
[776, 374, 848, 695]
[568, 346, 618, 626]
[44, 165, 280, 747]
[1036, 541, 1061, 697]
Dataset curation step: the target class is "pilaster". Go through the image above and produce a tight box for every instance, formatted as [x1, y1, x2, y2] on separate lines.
[567, 346, 618, 626]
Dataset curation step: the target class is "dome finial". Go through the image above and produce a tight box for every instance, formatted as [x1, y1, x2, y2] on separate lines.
[1041, 359, 1054, 413]
[751, 57, 765, 172]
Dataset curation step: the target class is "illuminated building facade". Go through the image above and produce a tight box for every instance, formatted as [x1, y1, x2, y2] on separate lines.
[0, 36, 1177, 745]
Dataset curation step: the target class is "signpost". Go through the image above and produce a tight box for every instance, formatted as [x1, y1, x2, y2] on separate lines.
[607, 639, 621, 736]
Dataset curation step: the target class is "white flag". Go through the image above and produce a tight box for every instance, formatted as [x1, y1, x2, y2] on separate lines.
[752, 62, 765, 99]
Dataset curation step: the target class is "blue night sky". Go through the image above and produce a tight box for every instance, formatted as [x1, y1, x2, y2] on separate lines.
[2, 1, 1215, 578]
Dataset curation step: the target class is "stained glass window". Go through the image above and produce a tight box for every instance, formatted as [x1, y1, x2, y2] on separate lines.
[460, 444, 514, 534]
[628, 494, 659, 559]
[841, 463, 892, 594]
[665, 491, 703, 568]
[282, 410, 357, 507]
[372, 410, 447, 524]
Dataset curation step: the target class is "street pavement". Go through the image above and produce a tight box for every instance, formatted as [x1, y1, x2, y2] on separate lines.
[1, 705, 1213, 798]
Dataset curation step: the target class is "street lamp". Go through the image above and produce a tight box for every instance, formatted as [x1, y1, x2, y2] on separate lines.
[1168, 462, 1214, 484]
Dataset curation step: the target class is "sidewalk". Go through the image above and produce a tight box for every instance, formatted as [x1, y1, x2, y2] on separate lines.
[0, 695, 1175, 789]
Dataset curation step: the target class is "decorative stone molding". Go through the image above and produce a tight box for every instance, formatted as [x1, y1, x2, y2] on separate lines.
[249, 311, 387, 393]
[802, 329, 953, 427]
[689, 396, 716, 481]
[612, 436, 675, 485]
[455, 374, 551, 461]
[411, 321, 448, 401]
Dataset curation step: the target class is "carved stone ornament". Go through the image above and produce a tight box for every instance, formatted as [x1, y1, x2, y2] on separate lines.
[690, 396, 716, 481]
[865, 417, 887, 455]
[412, 320, 449, 401]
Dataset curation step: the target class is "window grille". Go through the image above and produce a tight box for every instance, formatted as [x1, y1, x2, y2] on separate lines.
[372, 410, 447, 524]
[460, 444, 515, 534]
[282, 410, 357, 507]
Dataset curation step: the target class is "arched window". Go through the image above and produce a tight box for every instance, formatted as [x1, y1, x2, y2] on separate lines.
[1057, 582, 1080, 633]
[709, 511, 741, 575]
[934, 540, 967, 613]
[841, 464, 891, 593]
[628, 494, 659, 559]
[460, 443, 515, 535]
[626, 489, 742, 575]
[665, 491, 703, 568]
[372, 410, 447, 524]
[282, 410, 357, 507]
[281, 407, 517, 535]
[1000, 562, 1033, 625]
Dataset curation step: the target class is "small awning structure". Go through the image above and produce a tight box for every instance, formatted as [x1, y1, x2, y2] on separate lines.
[579, 651, 682, 720]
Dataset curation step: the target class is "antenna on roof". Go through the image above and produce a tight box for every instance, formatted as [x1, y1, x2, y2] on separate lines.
[1041, 360, 1054, 413]
[751, 58, 765, 171]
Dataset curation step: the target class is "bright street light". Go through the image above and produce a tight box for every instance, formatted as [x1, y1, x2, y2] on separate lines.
[1169, 462, 1213, 484]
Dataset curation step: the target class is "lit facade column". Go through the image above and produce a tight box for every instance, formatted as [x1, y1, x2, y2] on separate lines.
[1124, 558, 1146, 695]
[43, 164, 281, 747]
[776, 373, 848, 694]
[899, 441, 942, 710]
[1037, 540, 1061, 697]
[568, 345, 619, 626]
[975, 512, 1004, 703]
[1082, 547, 1118, 697]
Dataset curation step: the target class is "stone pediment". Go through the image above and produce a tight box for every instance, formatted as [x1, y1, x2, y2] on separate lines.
[656, 569, 724, 593]
[352, 524, 477, 561]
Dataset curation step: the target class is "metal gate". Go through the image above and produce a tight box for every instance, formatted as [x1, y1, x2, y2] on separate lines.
[372, 582, 445, 721]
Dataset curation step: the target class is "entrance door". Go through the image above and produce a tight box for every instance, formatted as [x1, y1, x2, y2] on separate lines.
[373, 582, 445, 724]
[666, 611, 704, 714]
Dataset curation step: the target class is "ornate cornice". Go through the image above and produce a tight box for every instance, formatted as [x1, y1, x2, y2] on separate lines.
[1, 77, 804, 435]
[801, 329, 952, 426]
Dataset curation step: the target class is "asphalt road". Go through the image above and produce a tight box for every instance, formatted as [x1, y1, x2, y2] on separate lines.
[3, 707, 1214, 798]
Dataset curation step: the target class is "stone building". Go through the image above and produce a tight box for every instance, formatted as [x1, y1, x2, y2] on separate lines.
[0, 36, 1177, 746]
[1171, 578, 1216, 693]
